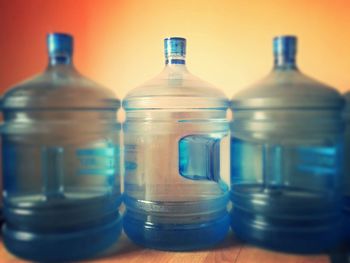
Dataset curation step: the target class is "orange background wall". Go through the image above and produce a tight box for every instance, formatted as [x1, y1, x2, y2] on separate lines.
[1, 0, 350, 98]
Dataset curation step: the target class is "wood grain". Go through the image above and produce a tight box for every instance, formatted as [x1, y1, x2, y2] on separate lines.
[0, 232, 331, 263]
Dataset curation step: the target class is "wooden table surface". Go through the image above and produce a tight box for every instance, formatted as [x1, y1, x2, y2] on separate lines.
[0, 231, 342, 263]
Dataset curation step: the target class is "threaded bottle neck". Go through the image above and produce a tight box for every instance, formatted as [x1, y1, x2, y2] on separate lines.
[47, 33, 73, 66]
[273, 35, 297, 70]
[164, 37, 186, 65]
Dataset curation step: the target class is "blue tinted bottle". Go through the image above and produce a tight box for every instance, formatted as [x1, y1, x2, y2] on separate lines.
[1, 33, 122, 261]
[123, 37, 230, 251]
[230, 36, 344, 253]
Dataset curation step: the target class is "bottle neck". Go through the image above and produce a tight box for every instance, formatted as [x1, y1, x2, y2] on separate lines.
[273, 36, 298, 70]
[164, 37, 186, 66]
[163, 58, 188, 76]
[49, 54, 72, 66]
[274, 54, 297, 70]
[165, 55, 186, 65]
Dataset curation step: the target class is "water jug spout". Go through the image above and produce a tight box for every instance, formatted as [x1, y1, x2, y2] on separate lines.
[273, 35, 298, 70]
[47, 33, 73, 66]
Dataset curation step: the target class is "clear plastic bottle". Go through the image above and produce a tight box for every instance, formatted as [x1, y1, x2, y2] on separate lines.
[230, 36, 344, 253]
[123, 37, 230, 251]
[1, 33, 122, 261]
[344, 91, 350, 241]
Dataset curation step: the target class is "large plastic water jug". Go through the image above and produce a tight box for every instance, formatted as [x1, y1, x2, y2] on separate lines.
[123, 37, 230, 251]
[1, 33, 122, 261]
[230, 35, 344, 253]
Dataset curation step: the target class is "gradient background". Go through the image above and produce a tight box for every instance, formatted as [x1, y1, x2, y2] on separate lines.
[1, 0, 350, 98]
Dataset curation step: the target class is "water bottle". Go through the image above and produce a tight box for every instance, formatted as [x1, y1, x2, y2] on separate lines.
[123, 37, 230, 251]
[230, 35, 344, 253]
[1, 33, 122, 261]
[344, 91, 350, 241]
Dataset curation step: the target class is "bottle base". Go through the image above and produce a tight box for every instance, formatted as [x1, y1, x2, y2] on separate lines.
[124, 212, 229, 251]
[230, 210, 339, 254]
[2, 214, 122, 262]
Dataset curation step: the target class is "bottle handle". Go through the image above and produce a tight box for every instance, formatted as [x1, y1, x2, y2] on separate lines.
[178, 135, 224, 182]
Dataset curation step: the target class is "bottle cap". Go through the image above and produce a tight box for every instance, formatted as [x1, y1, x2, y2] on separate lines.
[164, 37, 186, 58]
[47, 33, 73, 57]
[273, 35, 297, 58]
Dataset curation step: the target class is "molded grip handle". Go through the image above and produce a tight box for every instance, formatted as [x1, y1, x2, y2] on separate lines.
[179, 135, 222, 182]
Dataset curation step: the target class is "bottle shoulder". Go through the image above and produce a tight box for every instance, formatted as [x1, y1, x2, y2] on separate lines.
[3, 66, 119, 110]
[124, 66, 228, 109]
[232, 69, 343, 109]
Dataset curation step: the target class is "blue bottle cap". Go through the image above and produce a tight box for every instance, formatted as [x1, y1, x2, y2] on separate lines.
[164, 37, 186, 58]
[47, 33, 73, 57]
[273, 35, 297, 57]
